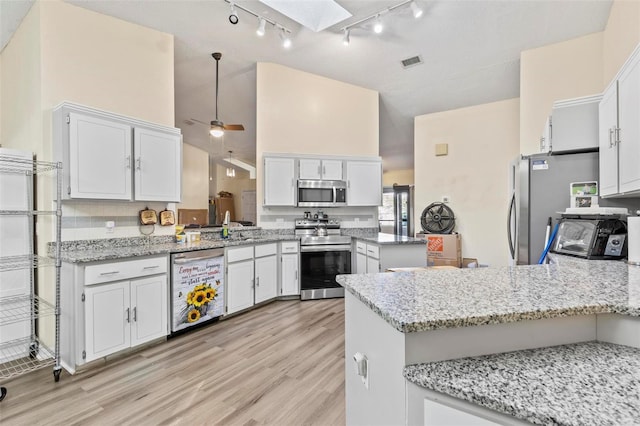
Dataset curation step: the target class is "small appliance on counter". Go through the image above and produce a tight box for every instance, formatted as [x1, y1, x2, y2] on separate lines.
[551, 214, 627, 260]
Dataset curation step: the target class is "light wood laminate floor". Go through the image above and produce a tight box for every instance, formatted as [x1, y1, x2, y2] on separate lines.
[1, 299, 345, 425]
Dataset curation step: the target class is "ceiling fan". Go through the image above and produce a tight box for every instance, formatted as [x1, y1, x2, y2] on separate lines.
[195, 52, 245, 138]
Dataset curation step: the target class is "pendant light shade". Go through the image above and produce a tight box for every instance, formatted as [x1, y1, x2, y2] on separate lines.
[210, 120, 224, 138]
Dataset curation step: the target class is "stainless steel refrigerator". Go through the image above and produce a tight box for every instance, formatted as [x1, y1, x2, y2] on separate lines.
[507, 152, 637, 265]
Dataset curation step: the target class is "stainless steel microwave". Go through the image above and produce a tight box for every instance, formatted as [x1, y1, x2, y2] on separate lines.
[297, 180, 347, 207]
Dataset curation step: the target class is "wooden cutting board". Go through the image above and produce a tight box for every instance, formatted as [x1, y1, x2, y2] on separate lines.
[177, 209, 208, 226]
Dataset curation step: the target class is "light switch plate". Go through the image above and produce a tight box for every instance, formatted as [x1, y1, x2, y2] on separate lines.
[435, 143, 448, 156]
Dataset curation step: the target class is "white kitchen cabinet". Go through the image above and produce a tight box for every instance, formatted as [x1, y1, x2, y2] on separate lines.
[346, 160, 382, 206]
[599, 43, 640, 197]
[299, 158, 343, 180]
[355, 240, 380, 273]
[356, 252, 367, 274]
[83, 274, 167, 363]
[541, 95, 601, 154]
[54, 102, 182, 202]
[264, 156, 296, 206]
[60, 255, 168, 373]
[280, 241, 300, 296]
[254, 244, 278, 304]
[354, 238, 427, 273]
[134, 128, 182, 202]
[226, 259, 255, 315]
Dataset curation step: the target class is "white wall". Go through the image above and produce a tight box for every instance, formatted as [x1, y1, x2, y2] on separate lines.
[383, 169, 414, 186]
[519, 32, 604, 155]
[414, 98, 520, 267]
[603, 0, 640, 84]
[179, 143, 209, 210]
[255, 62, 380, 228]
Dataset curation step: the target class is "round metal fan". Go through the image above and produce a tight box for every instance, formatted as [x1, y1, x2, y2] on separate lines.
[420, 202, 456, 234]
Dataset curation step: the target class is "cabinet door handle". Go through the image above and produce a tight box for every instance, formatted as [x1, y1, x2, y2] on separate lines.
[125, 307, 130, 323]
[142, 265, 159, 270]
[295, 270, 298, 280]
[133, 307, 137, 322]
[99, 271, 120, 276]
[616, 127, 621, 144]
[256, 276, 260, 287]
[318, 165, 321, 176]
[323, 166, 326, 176]
[609, 128, 615, 148]
[136, 157, 142, 170]
[125, 155, 131, 169]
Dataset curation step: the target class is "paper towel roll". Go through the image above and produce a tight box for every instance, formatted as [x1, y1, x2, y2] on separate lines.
[627, 217, 640, 264]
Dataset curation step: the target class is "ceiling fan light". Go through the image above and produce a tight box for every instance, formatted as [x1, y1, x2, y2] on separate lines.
[410, 1, 423, 18]
[210, 121, 224, 138]
[256, 17, 266, 36]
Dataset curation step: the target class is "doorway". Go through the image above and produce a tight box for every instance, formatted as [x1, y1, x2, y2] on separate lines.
[378, 185, 414, 237]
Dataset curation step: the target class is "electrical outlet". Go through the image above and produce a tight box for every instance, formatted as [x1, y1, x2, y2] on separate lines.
[442, 196, 450, 203]
[105, 221, 115, 233]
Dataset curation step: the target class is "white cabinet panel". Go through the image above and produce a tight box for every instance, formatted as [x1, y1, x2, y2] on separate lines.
[69, 112, 132, 200]
[255, 255, 278, 304]
[618, 53, 640, 194]
[356, 252, 367, 274]
[347, 161, 382, 206]
[130, 275, 168, 347]
[299, 159, 322, 180]
[264, 157, 296, 206]
[134, 128, 182, 202]
[227, 260, 255, 314]
[322, 160, 343, 180]
[84, 281, 130, 362]
[367, 256, 380, 274]
[599, 82, 619, 197]
[281, 253, 299, 296]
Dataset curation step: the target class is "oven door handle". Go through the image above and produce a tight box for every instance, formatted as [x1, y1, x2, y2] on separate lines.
[301, 245, 352, 252]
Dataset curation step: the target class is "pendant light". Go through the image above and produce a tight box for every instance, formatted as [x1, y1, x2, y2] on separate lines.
[226, 151, 236, 178]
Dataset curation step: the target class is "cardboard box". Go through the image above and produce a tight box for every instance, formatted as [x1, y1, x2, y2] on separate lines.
[418, 233, 462, 267]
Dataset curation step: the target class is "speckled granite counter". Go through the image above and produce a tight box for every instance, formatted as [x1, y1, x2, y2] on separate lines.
[353, 233, 427, 245]
[336, 256, 640, 332]
[57, 235, 299, 263]
[404, 341, 640, 426]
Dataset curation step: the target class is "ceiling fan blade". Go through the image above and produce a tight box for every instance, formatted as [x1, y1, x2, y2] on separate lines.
[188, 118, 209, 126]
[223, 124, 245, 131]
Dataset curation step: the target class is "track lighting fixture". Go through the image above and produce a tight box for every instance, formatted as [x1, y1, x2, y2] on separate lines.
[223, 0, 293, 49]
[410, 0, 423, 18]
[340, 0, 423, 45]
[228, 3, 239, 24]
[373, 15, 383, 34]
[256, 18, 266, 37]
[342, 29, 350, 46]
[279, 27, 292, 49]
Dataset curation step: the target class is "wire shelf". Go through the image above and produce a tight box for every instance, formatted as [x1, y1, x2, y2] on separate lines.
[0, 295, 55, 326]
[0, 337, 55, 380]
[0, 155, 60, 175]
[0, 255, 55, 272]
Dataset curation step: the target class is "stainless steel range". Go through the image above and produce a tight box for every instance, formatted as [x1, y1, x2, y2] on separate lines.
[295, 215, 351, 300]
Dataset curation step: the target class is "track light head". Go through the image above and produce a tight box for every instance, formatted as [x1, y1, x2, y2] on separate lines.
[373, 15, 383, 34]
[342, 29, 350, 46]
[279, 27, 292, 49]
[256, 17, 266, 36]
[229, 3, 239, 24]
[410, 1, 423, 18]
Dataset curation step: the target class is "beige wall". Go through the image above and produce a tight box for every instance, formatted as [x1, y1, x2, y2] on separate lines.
[383, 169, 414, 186]
[603, 0, 640, 84]
[215, 164, 256, 223]
[415, 98, 520, 267]
[255, 62, 380, 227]
[179, 143, 209, 210]
[520, 32, 604, 155]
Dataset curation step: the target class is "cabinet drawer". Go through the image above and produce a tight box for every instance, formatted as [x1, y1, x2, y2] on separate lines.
[280, 241, 299, 254]
[227, 246, 254, 263]
[255, 243, 277, 258]
[356, 241, 367, 254]
[85, 256, 167, 286]
[366, 244, 380, 259]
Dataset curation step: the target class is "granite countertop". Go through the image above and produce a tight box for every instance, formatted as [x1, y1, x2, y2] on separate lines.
[58, 235, 299, 263]
[353, 233, 427, 245]
[336, 255, 640, 332]
[403, 341, 640, 426]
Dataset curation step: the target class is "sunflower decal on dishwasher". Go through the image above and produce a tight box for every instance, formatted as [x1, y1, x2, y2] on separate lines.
[181, 282, 220, 323]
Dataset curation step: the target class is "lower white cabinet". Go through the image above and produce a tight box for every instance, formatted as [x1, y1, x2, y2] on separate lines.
[60, 255, 169, 373]
[255, 254, 278, 304]
[355, 241, 380, 273]
[354, 239, 427, 273]
[226, 259, 255, 315]
[84, 275, 167, 362]
[280, 241, 300, 296]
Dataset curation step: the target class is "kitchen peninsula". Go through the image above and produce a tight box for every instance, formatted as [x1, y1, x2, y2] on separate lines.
[336, 255, 640, 425]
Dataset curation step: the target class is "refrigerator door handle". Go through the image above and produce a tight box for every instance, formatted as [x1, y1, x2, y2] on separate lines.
[507, 191, 516, 260]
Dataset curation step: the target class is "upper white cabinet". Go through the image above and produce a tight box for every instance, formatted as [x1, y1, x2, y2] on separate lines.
[299, 159, 343, 180]
[263, 156, 296, 206]
[346, 160, 382, 206]
[599, 44, 640, 197]
[541, 95, 601, 154]
[54, 102, 182, 202]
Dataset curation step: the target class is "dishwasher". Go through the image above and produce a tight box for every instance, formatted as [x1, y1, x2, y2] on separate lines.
[170, 248, 225, 333]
